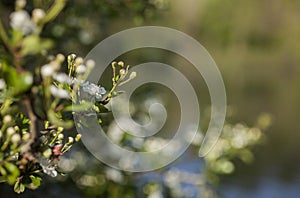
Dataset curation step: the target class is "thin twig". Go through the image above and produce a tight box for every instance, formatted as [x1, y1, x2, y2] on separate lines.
[20, 97, 38, 154]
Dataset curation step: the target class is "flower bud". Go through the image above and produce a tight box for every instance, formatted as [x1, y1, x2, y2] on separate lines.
[22, 133, 30, 141]
[56, 53, 65, 63]
[16, 0, 26, 10]
[0, 79, 6, 90]
[119, 69, 126, 76]
[86, 59, 95, 69]
[76, 64, 87, 74]
[68, 137, 74, 143]
[75, 134, 82, 142]
[75, 57, 84, 66]
[130, 71, 136, 79]
[32, 8, 45, 23]
[6, 127, 15, 136]
[118, 61, 124, 67]
[58, 133, 64, 140]
[41, 64, 54, 77]
[11, 134, 21, 144]
[68, 54, 76, 62]
[3, 115, 12, 123]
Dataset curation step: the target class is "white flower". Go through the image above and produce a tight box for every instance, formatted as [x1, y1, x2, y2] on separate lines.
[80, 81, 106, 101]
[10, 10, 35, 35]
[41, 64, 54, 77]
[42, 166, 58, 177]
[53, 73, 70, 84]
[105, 168, 124, 183]
[38, 157, 58, 177]
[76, 64, 87, 74]
[50, 85, 69, 99]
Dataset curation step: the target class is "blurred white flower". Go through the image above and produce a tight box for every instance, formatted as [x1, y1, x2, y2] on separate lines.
[3, 115, 12, 123]
[68, 137, 74, 143]
[86, 59, 95, 69]
[76, 64, 87, 74]
[53, 73, 70, 84]
[11, 134, 21, 144]
[50, 85, 69, 99]
[148, 191, 164, 198]
[42, 166, 58, 177]
[10, 10, 35, 35]
[6, 127, 15, 136]
[105, 168, 124, 183]
[0, 79, 5, 90]
[32, 8, 45, 23]
[41, 64, 54, 77]
[38, 157, 58, 177]
[81, 81, 106, 101]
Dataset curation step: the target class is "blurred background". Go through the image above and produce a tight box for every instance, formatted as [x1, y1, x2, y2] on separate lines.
[1, 0, 300, 197]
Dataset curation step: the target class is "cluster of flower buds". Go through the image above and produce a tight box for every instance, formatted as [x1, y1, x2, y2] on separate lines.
[9, 0, 46, 35]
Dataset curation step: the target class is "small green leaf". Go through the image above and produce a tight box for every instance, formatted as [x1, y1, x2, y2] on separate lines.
[14, 180, 25, 194]
[29, 175, 42, 188]
[21, 35, 53, 55]
[47, 110, 73, 129]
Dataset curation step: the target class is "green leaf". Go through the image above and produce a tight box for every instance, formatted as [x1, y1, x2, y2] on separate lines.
[1, 61, 33, 95]
[29, 175, 42, 188]
[4, 162, 20, 184]
[14, 180, 25, 194]
[21, 35, 53, 55]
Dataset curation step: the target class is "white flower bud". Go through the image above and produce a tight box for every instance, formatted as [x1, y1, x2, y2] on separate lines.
[75, 134, 82, 142]
[50, 61, 60, 71]
[68, 137, 74, 143]
[50, 85, 69, 99]
[58, 133, 64, 140]
[86, 59, 95, 69]
[118, 61, 124, 67]
[24, 74, 33, 85]
[130, 71, 136, 79]
[56, 54, 65, 63]
[76, 64, 87, 74]
[22, 133, 30, 141]
[57, 89, 69, 99]
[10, 10, 35, 35]
[54, 73, 69, 83]
[16, 0, 26, 9]
[3, 115, 12, 123]
[32, 8, 45, 23]
[119, 69, 126, 76]
[41, 64, 54, 77]
[6, 127, 15, 136]
[0, 79, 6, 90]
[11, 134, 21, 144]
[75, 57, 84, 66]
